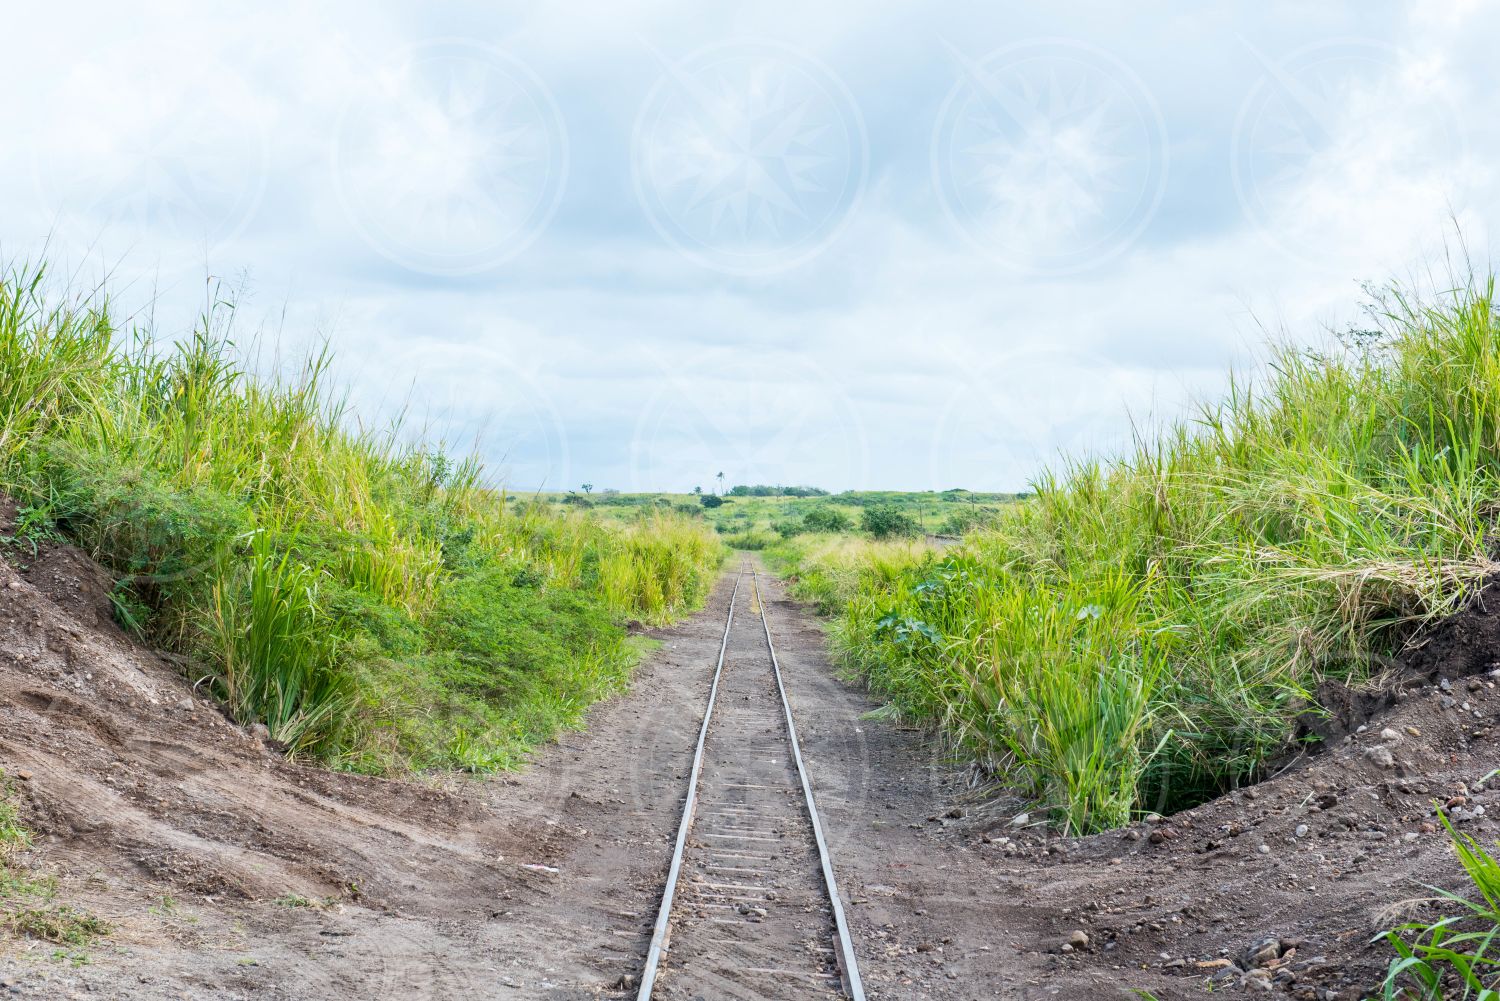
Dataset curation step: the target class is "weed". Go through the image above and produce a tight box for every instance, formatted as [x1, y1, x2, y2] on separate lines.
[4, 905, 110, 945]
[0, 772, 31, 859]
[1377, 811, 1500, 999]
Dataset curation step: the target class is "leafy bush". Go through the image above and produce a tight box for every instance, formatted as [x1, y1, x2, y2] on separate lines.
[802, 506, 853, 533]
[862, 505, 919, 539]
[699, 494, 725, 508]
[937, 505, 999, 536]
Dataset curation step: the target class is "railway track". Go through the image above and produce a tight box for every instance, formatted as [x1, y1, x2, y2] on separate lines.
[636, 565, 865, 1000]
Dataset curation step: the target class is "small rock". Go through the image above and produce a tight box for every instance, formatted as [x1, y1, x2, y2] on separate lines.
[1209, 965, 1244, 984]
[1380, 727, 1402, 742]
[1248, 938, 1281, 967]
[1010, 812, 1031, 828]
[1294, 824, 1309, 839]
[1068, 929, 1089, 949]
[1364, 746, 1395, 769]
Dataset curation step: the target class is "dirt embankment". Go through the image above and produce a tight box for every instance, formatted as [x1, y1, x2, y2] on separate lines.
[1, 519, 1499, 1000]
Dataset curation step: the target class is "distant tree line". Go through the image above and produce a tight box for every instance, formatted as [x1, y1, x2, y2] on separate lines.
[727, 484, 829, 497]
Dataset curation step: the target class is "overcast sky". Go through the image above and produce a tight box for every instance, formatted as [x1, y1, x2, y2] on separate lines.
[2, 1, 1492, 492]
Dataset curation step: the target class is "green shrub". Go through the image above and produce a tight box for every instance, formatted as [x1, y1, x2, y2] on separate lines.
[937, 505, 998, 536]
[862, 505, 919, 539]
[802, 506, 852, 533]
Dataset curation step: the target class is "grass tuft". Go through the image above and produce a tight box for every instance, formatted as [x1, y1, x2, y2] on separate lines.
[0, 770, 109, 946]
[2, 905, 111, 945]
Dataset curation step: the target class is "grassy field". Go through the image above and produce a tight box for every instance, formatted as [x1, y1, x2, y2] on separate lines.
[0, 262, 724, 773]
[772, 276, 1500, 835]
[545, 487, 1019, 550]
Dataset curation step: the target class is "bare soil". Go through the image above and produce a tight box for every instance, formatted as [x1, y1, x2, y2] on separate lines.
[1, 523, 1497, 1000]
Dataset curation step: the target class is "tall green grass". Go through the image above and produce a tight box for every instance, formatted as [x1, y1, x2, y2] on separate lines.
[207, 530, 350, 754]
[764, 534, 934, 615]
[790, 276, 1500, 833]
[0, 261, 724, 771]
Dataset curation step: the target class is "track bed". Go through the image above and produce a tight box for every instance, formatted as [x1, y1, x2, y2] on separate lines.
[640, 570, 862, 1000]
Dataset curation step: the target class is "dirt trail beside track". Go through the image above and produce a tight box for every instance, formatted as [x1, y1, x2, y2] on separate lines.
[4, 541, 1500, 999]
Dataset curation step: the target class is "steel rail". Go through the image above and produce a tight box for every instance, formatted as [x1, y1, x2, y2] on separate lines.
[636, 566, 745, 1000]
[751, 570, 867, 1001]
